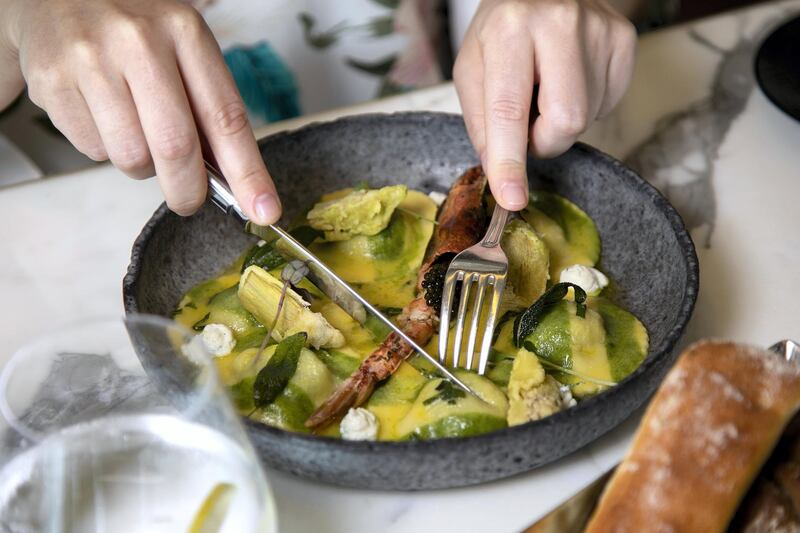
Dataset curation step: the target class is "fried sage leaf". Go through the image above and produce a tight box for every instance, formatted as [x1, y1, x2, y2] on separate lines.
[513, 283, 587, 347]
[241, 226, 322, 273]
[253, 332, 307, 408]
[423, 380, 466, 406]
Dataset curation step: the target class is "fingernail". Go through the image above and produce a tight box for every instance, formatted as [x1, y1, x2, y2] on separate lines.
[500, 183, 528, 210]
[253, 193, 281, 224]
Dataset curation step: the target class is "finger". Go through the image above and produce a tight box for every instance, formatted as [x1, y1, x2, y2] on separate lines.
[79, 73, 154, 179]
[453, 36, 486, 161]
[125, 46, 206, 216]
[530, 31, 591, 159]
[33, 85, 106, 161]
[481, 33, 534, 211]
[170, 8, 280, 224]
[598, 19, 637, 117]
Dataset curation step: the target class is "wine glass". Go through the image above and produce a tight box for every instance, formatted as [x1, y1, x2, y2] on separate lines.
[0, 314, 277, 532]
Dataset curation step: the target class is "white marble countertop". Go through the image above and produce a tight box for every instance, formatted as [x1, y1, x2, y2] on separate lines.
[2, 2, 799, 531]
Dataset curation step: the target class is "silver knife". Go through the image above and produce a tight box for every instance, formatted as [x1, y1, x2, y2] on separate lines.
[204, 162, 478, 397]
[523, 339, 800, 532]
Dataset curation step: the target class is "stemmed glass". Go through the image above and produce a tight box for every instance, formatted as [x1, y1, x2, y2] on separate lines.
[0, 314, 276, 532]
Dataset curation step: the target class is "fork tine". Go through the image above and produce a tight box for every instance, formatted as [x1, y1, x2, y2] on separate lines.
[477, 278, 505, 375]
[464, 275, 489, 371]
[450, 273, 476, 368]
[437, 269, 460, 364]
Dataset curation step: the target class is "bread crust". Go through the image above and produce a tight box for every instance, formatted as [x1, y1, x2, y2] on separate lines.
[586, 340, 800, 533]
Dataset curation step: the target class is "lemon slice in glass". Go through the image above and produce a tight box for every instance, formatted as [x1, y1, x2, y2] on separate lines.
[188, 482, 236, 533]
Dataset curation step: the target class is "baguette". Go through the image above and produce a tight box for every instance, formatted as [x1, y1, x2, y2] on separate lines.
[585, 341, 800, 533]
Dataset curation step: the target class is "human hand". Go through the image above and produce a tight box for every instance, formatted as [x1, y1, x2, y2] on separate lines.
[454, 0, 637, 210]
[1, 0, 281, 223]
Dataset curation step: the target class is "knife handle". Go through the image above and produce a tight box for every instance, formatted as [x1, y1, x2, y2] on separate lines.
[205, 160, 248, 225]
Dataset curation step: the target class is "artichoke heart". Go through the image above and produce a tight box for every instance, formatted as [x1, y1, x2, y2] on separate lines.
[307, 185, 407, 241]
[238, 266, 345, 349]
[506, 347, 564, 426]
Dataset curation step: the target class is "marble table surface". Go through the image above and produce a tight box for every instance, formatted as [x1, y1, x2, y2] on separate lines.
[2, 1, 799, 531]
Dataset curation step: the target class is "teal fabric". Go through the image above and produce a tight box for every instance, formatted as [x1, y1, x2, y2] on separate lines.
[223, 42, 301, 125]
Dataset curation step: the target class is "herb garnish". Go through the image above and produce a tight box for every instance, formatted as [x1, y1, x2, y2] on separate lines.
[513, 283, 587, 346]
[171, 301, 198, 317]
[253, 332, 307, 408]
[377, 306, 403, 317]
[192, 312, 210, 331]
[423, 380, 467, 406]
[492, 310, 520, 344]
[241, 226, 322, 273]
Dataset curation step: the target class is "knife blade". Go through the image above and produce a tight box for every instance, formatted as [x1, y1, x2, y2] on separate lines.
[204, 162, 479, 397]
[522, 469, 613, 533]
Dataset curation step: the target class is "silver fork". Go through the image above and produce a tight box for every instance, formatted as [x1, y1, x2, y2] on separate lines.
[438, 204, 511, 375]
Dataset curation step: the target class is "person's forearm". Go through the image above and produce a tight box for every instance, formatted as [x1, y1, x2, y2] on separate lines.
[0, 0, 26, 111]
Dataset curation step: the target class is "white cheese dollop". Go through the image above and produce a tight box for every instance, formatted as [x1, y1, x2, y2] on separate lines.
[559, 265, 609, 296]
[340, 407, 379, 441]
[559, 385, 577, 408]
[428, 191, 447, 206]
[201, 323, 236, 357]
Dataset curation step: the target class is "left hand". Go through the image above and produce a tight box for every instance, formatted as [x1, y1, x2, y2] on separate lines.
[454, 0, 637, 210]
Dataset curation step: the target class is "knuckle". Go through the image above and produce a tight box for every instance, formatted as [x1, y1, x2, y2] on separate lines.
[551, 1, 581, 28]
[111, 142, 151, 172]
[211, 102, 250, 137]
[489, 97, 528, 124]
[70, 39, 104, 71]
[550, 104, 588, 136]
[152, 127, 196, 161]
[479, 2, 529, 42]
[486, 1, 530, 30]
[117, 16, 154, 48]
[164, 3, 205, 34]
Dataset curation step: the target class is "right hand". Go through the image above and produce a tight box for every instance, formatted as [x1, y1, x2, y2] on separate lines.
[1, 0, 282, 224]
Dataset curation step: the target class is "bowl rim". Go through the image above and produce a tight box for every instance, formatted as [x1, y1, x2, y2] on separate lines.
[123, 110, 699, 452]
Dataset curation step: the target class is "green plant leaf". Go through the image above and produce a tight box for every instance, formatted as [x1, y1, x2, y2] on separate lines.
[368, 0, 400, 8]
[364, 16, 394, 37]
[346, 55, 397, 77]
[253, 332, 307, 408]
[298, 12, 343, 49]
[513, 283, 587, 346]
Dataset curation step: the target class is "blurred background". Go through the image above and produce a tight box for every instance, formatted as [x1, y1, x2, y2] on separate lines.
[0, 0, 771, 185]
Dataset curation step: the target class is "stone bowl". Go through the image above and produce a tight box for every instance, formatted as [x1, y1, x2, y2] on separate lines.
[123, 112, 698, 490]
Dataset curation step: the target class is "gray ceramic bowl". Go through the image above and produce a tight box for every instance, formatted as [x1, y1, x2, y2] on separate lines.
[123, 112, 698, 490]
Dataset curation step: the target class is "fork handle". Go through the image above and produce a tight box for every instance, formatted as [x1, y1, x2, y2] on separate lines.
[481, 205, 511, 248]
